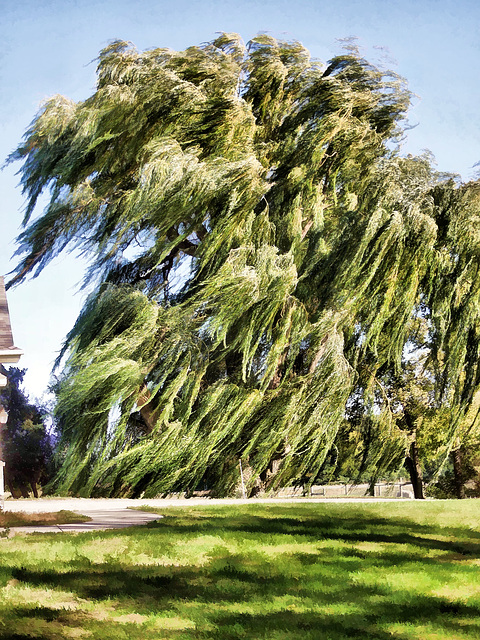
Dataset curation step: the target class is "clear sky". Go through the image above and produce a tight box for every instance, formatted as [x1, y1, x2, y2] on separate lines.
[1, 0, 480, 399]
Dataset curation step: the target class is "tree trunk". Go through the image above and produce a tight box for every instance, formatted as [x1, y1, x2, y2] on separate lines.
[136, 385, 159, 434]
[235, 458, 262, 498]
[6, 476, 21, 499]
[404, 440, 424, 499]
[451, 448, 465, 499]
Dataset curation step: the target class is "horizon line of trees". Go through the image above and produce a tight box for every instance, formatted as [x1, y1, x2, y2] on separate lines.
[3, 360, 480, 499]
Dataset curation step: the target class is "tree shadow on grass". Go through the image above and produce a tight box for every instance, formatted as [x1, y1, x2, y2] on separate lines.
[6, 558, 480, 640]
[3, 507, 480, 639]
[0, 605, 184, 640]
[205, 600, 480, 640]
[139, 506, 480, 556]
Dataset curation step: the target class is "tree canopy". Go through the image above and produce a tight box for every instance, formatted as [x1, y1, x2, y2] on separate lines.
[0, 367, 53, 498]
[7, 33, 480, 497]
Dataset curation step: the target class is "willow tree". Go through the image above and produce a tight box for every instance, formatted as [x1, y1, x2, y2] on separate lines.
[8, 34, 480, 497]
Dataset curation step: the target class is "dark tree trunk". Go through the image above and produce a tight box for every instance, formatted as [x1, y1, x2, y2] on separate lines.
[404, 440, 424, 499]
[17, 482, 30, 499]
[6, 476, 21, 499]
[5, 470, 33, 498]
[30, 481, 39, 499]
[451, 448, 465, 499]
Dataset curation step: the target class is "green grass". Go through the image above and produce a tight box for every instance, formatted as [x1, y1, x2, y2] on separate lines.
[0, 501, 480, 639]
[0, 509, 91, 528]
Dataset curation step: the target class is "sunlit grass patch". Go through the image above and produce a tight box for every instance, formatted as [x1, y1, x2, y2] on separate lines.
[1, 501, 480, 639]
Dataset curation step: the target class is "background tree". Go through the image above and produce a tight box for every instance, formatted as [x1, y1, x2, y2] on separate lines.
[424, 390, 480, 499]
[0, 367, 53, 498]
[7, 34, 480, 497]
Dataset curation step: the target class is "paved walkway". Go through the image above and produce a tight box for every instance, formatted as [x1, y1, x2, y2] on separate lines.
[2, 496, 400, 535]
[7, 509, 162, 535]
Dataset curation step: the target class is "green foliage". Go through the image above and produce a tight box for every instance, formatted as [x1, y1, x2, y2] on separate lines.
[8, 34, 480, 496]
[0, 367, 53, 498]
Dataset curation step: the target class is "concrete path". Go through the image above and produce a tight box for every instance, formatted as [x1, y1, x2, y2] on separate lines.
[2, 496, 401, 535]
[3, 498, 174, 535]
[7, 509, 162, 535]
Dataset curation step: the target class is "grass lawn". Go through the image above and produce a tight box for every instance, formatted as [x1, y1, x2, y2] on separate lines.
[0, 501, 479, 639]
[0, 510, 91, 528]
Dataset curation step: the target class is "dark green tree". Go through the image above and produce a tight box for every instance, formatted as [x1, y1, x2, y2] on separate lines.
[0, 367, 53, 498]
[7, 34, 480, 497]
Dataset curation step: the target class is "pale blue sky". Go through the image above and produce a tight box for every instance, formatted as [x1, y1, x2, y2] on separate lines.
[1, 0, 479, 397]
